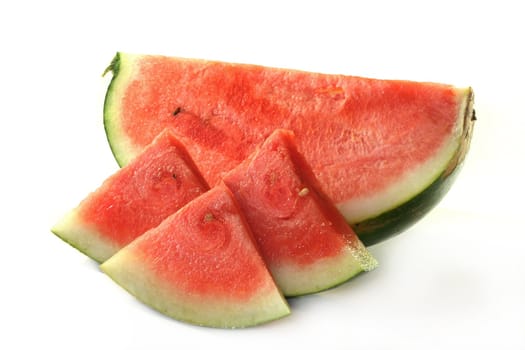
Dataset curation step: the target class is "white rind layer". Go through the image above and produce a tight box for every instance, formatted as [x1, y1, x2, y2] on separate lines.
[101, 248, 291, 328]
[274, 239, 378, 296]
[51, 210, 119, 263]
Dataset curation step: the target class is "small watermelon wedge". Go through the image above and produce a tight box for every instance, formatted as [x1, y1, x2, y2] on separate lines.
[101, 185, 290, 328]
[103, 52, 475, 245]
[223, 129, 378, 296]
[51, 129, 209, 262]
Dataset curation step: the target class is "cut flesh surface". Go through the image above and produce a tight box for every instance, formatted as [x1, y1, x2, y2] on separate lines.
[101, 185, 290, 328]
[52, 129, 210, 262]
[103, 53, 475, 244]
[222, 129, 378, 296]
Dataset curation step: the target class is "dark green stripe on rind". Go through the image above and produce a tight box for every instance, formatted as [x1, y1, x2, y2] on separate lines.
[354, 89, 475, 246]
[353, 165, 460, 245]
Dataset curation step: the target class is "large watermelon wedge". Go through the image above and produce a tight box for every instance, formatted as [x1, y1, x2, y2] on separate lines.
[223, 129, 377, 296]
[101, 185, 290, 328]
[103, 52, 475, 245]
[52, 129, 209, 262]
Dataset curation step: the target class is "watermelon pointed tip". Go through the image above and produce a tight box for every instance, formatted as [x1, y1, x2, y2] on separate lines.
[352, 241, 379, 272]
[51, 209, 118, 263]
[102, 52, 121, 77]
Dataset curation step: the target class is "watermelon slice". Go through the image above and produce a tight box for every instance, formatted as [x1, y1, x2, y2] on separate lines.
[100, 185, 290, 328]
[222, 129, 377, 296]
[103, 52, 475, 245]
[51, 129, 209, 262]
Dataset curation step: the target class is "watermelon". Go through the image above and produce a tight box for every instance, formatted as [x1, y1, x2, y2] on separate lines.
[51, 129, 210, 262]
[100, 185, 290, 328]
[103, 53, 475, 245]
[222, 129, 378, 296]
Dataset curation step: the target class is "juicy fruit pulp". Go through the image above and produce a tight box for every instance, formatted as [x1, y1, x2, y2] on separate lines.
[103, 52, 475, 244]
[101, 185, 290, 328]
[51, 129, 209, 262]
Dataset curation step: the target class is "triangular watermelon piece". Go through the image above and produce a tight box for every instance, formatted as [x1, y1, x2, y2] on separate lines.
[52, 129, 210, 262]
[222, 129, 378, 296]
[101, 185, 290, 328]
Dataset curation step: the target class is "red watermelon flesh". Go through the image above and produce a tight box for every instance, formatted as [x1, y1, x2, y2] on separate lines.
[52, 129, 210, 262]
[103, 53, 475, 244]
[100, 185, 290, 328]
[222, 129, 378, 296]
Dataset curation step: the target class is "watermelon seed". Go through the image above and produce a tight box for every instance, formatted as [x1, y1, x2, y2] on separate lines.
[298, 187, 309, 197]
[172, 107, 182, 116]
[204, 213, 215, 222]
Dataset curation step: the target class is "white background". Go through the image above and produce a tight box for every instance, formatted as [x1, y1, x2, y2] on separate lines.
[1, 1, 524, 349]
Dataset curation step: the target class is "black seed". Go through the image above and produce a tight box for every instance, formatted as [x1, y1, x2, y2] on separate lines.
[173, 107, 182, 116]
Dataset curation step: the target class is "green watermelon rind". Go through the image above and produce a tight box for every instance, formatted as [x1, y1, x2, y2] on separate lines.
[353, 91, 475, 246]
[103, 52, 137, 167]
[102, 53, 475, 246]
